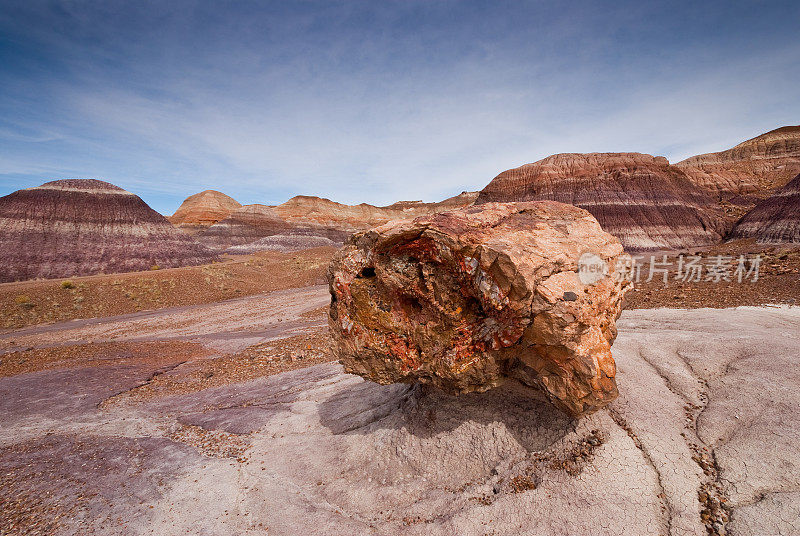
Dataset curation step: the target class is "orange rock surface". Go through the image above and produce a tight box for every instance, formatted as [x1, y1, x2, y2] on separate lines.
[328, 201, 631, 417]
[168, 190, 242, 232]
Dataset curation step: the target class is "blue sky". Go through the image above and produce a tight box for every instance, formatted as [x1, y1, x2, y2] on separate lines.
[1, 1, 798, 215]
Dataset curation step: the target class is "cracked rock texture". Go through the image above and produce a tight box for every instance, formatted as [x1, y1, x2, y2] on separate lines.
[328, 201, 631, 417]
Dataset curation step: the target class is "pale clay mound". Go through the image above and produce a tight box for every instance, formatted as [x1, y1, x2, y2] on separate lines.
[225, 233, 339, 254]
[0, 292, 798, 536]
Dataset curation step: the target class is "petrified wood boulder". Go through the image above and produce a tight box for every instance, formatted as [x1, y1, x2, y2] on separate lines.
[328, 201, 632, 417]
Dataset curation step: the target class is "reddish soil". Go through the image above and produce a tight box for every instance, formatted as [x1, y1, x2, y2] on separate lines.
[104, 326, 333, 405]
[625, 240, 800, 309]
[0, 341, 207, 378]
[0, 247, 336, 329]
[3, 239, 796, 335]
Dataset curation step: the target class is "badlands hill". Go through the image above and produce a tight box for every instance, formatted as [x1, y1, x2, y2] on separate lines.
[730, 173, 800, 244]
[382, 190, 480, 214]
[190, 192, 479, 253]
[197, 204, 349, 252]
[273, 191, 479, 231]
[168, 190, 242, 234]
[225, 234, 339, 254]
[197, 204, 293, 251]
[0, 179, 217, 283]
[273, 195, 398, 231]
[675, 125, 800, 198]
[475, 152, 728, 251]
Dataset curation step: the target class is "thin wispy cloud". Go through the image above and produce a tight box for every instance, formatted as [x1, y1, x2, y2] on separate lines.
[1, 1, 798, 213]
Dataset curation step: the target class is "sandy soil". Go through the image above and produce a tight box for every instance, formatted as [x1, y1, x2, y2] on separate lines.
[1, 276, 799, 535]
[624, 240, 800, 309]
[0, 247, 336, 329]
[3, 240, 796, 331]
[1, 242, 799, 535]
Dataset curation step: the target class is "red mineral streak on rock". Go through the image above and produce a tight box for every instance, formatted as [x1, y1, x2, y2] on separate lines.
[328, 201, 631, 417]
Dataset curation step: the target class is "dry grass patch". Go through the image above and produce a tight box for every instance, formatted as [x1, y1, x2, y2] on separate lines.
[0, 247, 337, 329]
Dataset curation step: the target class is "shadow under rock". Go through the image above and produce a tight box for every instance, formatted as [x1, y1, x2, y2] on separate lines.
[318, 376, 576, 453]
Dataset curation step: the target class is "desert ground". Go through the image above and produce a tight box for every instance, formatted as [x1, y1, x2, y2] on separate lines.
[2, 3, 798, 534]
[1, 243, 798, 536]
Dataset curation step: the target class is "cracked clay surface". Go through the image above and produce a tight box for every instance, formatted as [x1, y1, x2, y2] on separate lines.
[0, 285, 798, 535]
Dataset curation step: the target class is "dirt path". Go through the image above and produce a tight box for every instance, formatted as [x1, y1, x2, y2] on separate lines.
[0, 247, 336, 330]
[0, 284, 331, 354]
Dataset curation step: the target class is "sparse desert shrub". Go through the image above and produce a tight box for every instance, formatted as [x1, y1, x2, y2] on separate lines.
[151, 264, 161, 270]
[61, 280, 76, 289]
[14, 295, 34, 309]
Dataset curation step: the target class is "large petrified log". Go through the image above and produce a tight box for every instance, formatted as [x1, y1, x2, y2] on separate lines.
[328, 201, 632, 417]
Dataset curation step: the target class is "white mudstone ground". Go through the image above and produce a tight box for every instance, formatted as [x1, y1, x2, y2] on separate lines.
[1, 292, 798, 535]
